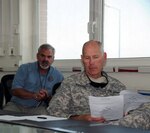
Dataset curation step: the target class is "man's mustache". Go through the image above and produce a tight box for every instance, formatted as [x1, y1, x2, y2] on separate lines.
[41, 61, 49, 65]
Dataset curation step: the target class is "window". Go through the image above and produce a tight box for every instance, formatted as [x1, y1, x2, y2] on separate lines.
[104, 0, 150, 58]
[47, 0, 89, 59]
[42, 0, 150, 67]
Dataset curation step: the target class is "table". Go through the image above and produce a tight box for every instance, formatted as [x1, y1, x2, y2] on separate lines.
[0, 110, 150, 133]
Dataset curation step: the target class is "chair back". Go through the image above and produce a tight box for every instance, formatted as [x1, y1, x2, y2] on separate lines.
[0, 83, 4, 109]
[1, 74, 15, 104]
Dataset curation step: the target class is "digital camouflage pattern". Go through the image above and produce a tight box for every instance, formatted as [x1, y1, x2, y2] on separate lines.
[111, 102, 150, 130]
[47, 71, 150, 130]
[47, 71, 126, 117]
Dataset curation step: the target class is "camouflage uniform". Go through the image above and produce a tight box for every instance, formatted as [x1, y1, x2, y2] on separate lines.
[47, 71, 126, 117]
[111, 102, 150, 130]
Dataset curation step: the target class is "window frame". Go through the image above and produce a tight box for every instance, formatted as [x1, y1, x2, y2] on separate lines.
[42, 0, 150, 70]
[89, 0, 150, 67]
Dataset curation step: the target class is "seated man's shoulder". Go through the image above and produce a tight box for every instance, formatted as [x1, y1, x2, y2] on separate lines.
[63, 72, 82, 83]
[20, 62, 36, 68]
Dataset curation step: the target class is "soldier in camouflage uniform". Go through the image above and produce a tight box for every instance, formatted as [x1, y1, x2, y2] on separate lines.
[47, 40, 150, 129]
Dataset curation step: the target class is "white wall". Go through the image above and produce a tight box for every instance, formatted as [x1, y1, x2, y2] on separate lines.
[0, 0, 21, 69]
[61, 71, 150, 90]
[108, 72, 150, 90]
[52, 59, 150, 90]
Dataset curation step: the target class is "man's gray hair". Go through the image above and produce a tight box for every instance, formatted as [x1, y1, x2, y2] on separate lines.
[38, 43, 55, 54]
[82, 40, 104, 54]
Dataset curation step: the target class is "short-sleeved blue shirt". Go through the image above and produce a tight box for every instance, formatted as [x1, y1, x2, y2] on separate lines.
[11, 61, 64, 107]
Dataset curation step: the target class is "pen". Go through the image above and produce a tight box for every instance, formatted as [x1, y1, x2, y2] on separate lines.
[37, 116, 47, 119]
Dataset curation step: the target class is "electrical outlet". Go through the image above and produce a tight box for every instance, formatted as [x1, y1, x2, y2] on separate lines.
[9, 47, 15, 56]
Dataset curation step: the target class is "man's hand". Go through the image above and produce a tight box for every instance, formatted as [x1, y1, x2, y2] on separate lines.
[34, 89, 48, 101]
[70, 114, 106, 122]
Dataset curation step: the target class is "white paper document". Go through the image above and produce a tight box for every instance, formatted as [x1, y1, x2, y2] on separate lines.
[89, 95, 124, 120]
[0, 115, 25, 121]
[89, 90, 150, 121]
[120, 90, 150, 113]
[0, 115, 67, 122]
[21, 115, 67, 122]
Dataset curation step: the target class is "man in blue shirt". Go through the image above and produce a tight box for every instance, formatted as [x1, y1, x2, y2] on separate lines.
[3, 44, 64, 115]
